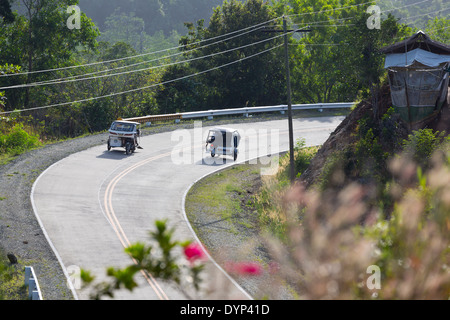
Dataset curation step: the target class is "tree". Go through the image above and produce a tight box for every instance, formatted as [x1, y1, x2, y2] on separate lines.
[341, 10, 411, 118]
[156, 0, 285, 112]
[0, 0, 14, 23]
[1, 0, 99, 110]
[425, 17, 450, 43]
[287, 0, 411, 113]
[99, 9, 146, 52]
[0, 64, 21, 111]
[78, 0, 228, 36]
[287, 0, 367, 104]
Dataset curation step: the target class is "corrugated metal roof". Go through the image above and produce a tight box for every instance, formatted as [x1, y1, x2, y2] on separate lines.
[380, 31, 450, 55]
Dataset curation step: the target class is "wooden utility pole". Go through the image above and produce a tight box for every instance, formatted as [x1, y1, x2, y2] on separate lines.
[283, 17, 296, 183]
[263, 16, 311, 182]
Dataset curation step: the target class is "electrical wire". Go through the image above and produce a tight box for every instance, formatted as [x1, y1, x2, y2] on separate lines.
[398, 7, 450, 23]
[286, 0, 435, 26]
[1, 0, 441, 81]
[0, 32, 286, 90]
[0, 0, 403, 80]
[1, 0, 446, 114]
[0, 43, 283, 115]
[0, 16, 281, 79]
[16, 23, 278, 88]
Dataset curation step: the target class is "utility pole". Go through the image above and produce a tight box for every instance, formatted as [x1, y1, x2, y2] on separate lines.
[283, 17, 296, 183]
[263, 16, 311, 182]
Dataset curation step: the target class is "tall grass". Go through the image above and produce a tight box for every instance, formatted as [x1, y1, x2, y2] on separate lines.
[259, 137, 450, 299]
[253, 139, 319, 240]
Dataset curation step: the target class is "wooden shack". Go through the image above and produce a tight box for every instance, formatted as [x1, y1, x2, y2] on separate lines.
[380, 31, 450, 130]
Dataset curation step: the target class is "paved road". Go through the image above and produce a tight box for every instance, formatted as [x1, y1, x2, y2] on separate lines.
[31, 116, 344, 300]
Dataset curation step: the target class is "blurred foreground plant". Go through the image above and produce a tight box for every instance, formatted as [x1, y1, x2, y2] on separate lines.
[81, 220, 206, 299]
[263, 144, 450, 299]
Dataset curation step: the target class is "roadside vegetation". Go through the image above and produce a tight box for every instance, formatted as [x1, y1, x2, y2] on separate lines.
[1, 1, 448, 140]
[266, 129, 450, 299]
[184, 122, 450, 299]
[0, 121, 42, 165]
[0, 250, 27, 300]
[253, 139, 319, 239]
[80, 121, 449, 300]
[1, 0, 449, 300]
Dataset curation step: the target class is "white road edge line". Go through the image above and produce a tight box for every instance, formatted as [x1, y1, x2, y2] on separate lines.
[30, 156, 80, 300]
[180, 150, 294, 301]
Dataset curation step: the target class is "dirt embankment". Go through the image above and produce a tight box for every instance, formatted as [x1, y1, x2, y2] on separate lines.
[298, 84, 417, 188]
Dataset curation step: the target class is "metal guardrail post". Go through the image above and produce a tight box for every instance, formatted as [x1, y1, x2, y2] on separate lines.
[24, 266, 43, 300]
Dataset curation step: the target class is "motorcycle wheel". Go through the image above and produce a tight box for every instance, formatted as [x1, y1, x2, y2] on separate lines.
[125, 142, 132, 155]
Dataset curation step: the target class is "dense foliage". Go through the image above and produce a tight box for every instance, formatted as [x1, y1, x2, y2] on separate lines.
[0, 0, 448, 140]
[1, 0, 449, 300]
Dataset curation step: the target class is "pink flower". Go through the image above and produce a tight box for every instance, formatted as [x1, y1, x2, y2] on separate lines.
[225, 261, 263, 276]
[237, 262, 263, 276]
[183, 243, 205, 263]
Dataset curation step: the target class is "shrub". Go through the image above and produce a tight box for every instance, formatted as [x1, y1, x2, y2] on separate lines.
[0, 124, 41, 155]
[279, 138, 319, 179]
[402, 129, 445, 169]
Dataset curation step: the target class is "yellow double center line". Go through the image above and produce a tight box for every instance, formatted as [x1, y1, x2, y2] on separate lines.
[102, 151, 172, 300]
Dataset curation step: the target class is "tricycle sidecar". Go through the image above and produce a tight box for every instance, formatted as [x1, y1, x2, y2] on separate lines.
[205, 127, 241, 161]
[107, 120, 142, 155]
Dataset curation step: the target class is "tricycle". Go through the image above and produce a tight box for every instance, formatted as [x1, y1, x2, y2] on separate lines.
[205, 127, 241, 161]
[107, 120, 142, 155]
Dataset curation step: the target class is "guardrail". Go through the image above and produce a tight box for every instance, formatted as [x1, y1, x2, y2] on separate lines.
[180, 102, 354, 120]
[24, 266, 43, 300]
[123, 102, 355, 124]
[122, 113, 182, 123]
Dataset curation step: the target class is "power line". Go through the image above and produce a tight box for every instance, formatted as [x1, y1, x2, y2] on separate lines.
[0, 32, 286, 90]
[379, 0, 433, 15]
[0, 16, 281, 79]
[1, 0, 440, 81]
[0, 44, 283, 115]
[398, 6, 450, 22]
[29, 24, 270, 86]
[0, 0, 399, 80]
[287, 0, 435, 25]
[13, 23, 278, 88]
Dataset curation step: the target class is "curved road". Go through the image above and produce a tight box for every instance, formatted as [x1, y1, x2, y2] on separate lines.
[31, 116, 344, 300]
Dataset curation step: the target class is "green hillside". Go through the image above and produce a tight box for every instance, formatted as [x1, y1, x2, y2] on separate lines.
[78, 0, 228, 35]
